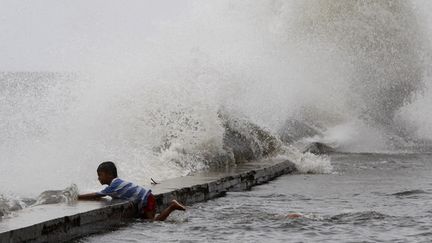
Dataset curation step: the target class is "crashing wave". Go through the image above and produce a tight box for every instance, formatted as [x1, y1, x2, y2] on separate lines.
[34, 184, 79, 205]
[0, 184, 78, 218]
[281, 147, 333, 174]
[0, 194, 35, 218]
[204, 111, 332, 174]
[155, 108, 332, 174]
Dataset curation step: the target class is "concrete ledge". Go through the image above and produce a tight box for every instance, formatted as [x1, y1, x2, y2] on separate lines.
[153, 160, 296, 211]
[0, 159, 296, 243]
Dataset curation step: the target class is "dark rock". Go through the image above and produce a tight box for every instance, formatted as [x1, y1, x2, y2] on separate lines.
[278, 119, 323, 144]
[218, 110, 282, 163]
[302, 142, 335, 154]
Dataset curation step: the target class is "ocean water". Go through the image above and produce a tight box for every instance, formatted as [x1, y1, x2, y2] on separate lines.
[79, 153, 432, 243]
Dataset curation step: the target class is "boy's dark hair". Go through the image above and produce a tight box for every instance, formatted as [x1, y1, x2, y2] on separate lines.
[97, 161, 118, 177]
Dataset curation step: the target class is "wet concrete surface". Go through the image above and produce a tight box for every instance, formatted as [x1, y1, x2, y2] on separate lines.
[0, 158, 296, 243]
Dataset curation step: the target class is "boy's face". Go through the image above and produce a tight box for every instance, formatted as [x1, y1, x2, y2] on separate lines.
[97, 171, 113, 185]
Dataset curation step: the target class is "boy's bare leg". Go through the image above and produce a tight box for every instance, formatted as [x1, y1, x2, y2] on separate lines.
[143, 210, 156, 221]
[154, 200, 186, 221]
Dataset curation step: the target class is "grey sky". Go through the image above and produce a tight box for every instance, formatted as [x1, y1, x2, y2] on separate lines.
[0, 0, 191, 71]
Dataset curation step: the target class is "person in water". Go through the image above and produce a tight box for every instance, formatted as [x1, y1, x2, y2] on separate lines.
[78, 161, 186, 221]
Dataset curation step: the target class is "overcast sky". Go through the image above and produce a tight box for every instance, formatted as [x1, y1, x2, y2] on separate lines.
[0, 0, 191, 71]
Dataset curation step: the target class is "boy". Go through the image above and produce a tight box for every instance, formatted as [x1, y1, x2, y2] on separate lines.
[78, 161, 186, 221]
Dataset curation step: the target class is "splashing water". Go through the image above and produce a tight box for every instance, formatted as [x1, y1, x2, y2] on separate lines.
[34, 184, 79, 205]
[0, 0, 431, 203]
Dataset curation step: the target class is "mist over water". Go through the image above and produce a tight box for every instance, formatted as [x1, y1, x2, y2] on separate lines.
[1, 0, 432, 200]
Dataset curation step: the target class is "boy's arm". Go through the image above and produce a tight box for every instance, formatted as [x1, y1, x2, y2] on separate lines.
[78, 192, 105, 200]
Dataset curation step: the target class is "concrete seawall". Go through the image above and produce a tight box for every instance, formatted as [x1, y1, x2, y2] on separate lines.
[0, 159, 296, 243]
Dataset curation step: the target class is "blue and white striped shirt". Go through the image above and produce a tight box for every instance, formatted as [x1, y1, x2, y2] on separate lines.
[97, 178, 152, 209]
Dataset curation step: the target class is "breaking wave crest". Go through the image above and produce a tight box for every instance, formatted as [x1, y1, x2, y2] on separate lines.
[282, 149, 333, 174]
[1, 0, 432, 201]
[0, 184, 78, 218]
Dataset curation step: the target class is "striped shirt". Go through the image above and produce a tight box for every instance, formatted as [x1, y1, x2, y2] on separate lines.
[97, 178, 152, 209]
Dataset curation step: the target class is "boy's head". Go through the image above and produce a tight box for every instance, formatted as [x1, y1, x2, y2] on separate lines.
[97, 161, 118, 185]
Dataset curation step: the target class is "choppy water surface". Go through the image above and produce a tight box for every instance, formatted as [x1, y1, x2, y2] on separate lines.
[79, 153, 432, 242]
